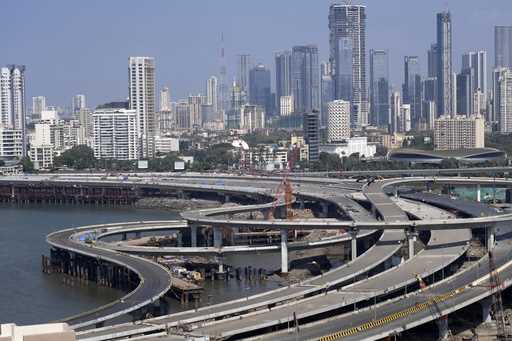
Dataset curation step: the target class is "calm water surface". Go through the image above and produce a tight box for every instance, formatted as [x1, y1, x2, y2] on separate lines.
[0, 204, 281, 325]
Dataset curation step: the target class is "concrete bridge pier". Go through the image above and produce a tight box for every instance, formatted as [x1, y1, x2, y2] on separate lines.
[213, 226, 222, 248]
[190, 224, 198, 247]
[122, 233, 127, 241]
[480, 297, 493, 323]
[436, 315, 450, 340]
[406, 228, 418, 259]
[261, 208, 271, 220]
[487, 226, 496, 251]
[350, 228, 358, 260]
[476, 184, 482, 202]
[224, 194, 231, 204]
[298, 198, 305, 210]
[281, 228, 289, 274]
[320, 202, 329, 218]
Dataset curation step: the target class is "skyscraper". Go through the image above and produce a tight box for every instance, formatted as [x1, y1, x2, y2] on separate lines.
[335, 38, 353, 102]
[237, 54, 251, 97]
[495, 26, 512, 68]
[160, 87, 171, 112]
[32, 96, 46, 121]
[128, 56, 156, 158]
[436, 11, 453, 116]
[275, 51, 293, 115]
[456, 71, 471, 116]
[0, 65, 26, 156]
[291, 45, 320, 114]
[206, 76, 218, 115]
[369, 49, 390, 127]
[188, 95, 202, 128]
[321, 62, 335, 127]
[427, 44, 439, 78]
[303, 111, 320, 162]
[72, 94, 86, 114]
[390, 91, 401, 134]
[461, 51, 487, 116]
[327, 100, 351, 143]
[403, 56, 422, 128]
[494, 68, 512, 133]
[329, 4, 368, 128]
[249, 64, 272, 115]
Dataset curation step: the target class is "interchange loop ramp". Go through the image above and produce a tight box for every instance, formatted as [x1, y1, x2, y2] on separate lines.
[47, 224, 173, 329]
[184, 192, 469, 339]
[260, 192, 508, 341]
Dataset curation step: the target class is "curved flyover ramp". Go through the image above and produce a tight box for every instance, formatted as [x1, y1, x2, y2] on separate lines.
[47, 223, 173, 329]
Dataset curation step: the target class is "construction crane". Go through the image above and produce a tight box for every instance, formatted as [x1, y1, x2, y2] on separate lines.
[270, 151, 296, 221]
[488, 251, 510, 340]
[415, 274, 455, 341]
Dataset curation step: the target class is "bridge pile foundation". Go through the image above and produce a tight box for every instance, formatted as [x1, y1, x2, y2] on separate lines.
[42, 248, 137, 292]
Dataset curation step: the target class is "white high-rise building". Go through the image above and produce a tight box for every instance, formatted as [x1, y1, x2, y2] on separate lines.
[280, 95, 294, 116]
[206, 76, 218, 115]
[327, 100, 351, 142]
[434, 115, 485, 150]
[399, 104, 412, 133]
[494, 68, 512, 133]
[92, 109, 138, 160]
[129, 56, 156, 158]
[160, 87, 171, 111]
[240, 105, 265, 132]
[0, 65, 26, 156]
[0, 128, 23, 159]
[72, 94, 86, 113]
[188, 95, 202, 128]
[32, 96, 46, 121]
[390, 91, 401, 134]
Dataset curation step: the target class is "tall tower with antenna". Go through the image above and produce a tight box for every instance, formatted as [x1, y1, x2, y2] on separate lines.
[218, 33, 228, 123]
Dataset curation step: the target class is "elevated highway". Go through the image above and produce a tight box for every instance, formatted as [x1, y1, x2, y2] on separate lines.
[4, 174, 512, 340]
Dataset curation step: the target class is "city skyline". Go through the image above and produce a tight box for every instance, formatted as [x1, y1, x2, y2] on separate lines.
[2, 0, 512, 108]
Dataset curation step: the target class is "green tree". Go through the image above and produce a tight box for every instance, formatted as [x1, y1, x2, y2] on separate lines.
[54, 145, 96, 169]
[20, 156, 34, 173]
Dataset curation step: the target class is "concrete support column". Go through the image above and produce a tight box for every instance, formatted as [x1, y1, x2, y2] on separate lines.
[218, 256, 224, 274]
[224, 194, 231, 204]
[122, 233, 127, 241]
[320, 202, 329, 218]
[394, 186, 399, 198]
[280, 228, 289, 274]
[134, 231, 141, 239]
[476, 184, 482, 202]
[506, 188, 512, 204]
[350, 228, 358, 260]
[299, 198, 305, 210]
[487, 226, 496, 251]
[407, 228, 418, 259]
[176, 232, 183, 247]
[371, 204, 377, 218]
[480, 297, 493, 323]
[190, 224, 198, 247]
[213, 226, 222, 248]
[261, 209, 271, 220]
[436, 315, 450, 340]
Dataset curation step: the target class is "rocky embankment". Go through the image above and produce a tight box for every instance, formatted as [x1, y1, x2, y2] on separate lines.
[134, 197, 222, 211]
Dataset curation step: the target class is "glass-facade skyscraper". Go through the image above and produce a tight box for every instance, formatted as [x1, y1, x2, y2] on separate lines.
[249, 64, 272, 116]
[495, 26, 512, 68]
[369, 49, 389, 127]
[403, 56, 422, 128]
[436, 11, 453, 117]
[291, 45, 320, 114]
[329, 4, 368, 128]
[275, 51, 293, 115]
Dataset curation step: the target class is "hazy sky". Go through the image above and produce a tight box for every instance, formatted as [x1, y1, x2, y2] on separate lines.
[2, 0, 511, 109]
